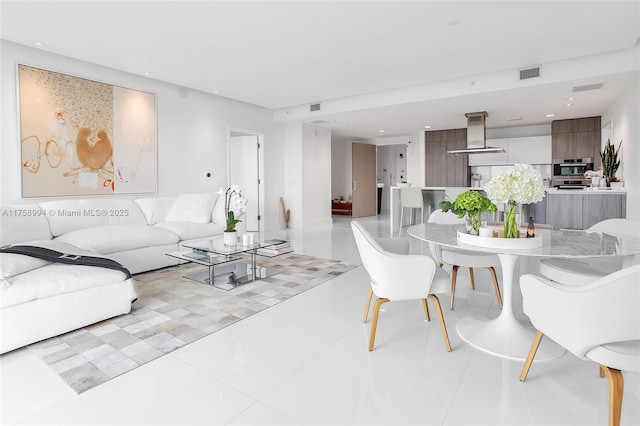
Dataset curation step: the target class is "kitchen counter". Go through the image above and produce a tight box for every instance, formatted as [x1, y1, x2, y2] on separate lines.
[389, 186, 484, 234]
[545, 187, 627, 194]
[390, 185, 627, 233]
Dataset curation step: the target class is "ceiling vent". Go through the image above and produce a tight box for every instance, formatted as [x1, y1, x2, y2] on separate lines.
[310, 103, 321, 112]
[309, 119, 330, 124]
[571, 83, 604, 92]
[519, 66, 541, 80]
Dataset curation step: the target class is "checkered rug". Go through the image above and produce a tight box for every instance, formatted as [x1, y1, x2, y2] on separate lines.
[28, 253, 355, 394]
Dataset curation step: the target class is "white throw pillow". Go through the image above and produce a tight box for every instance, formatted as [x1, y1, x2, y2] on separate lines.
[165, 194, 215, 224]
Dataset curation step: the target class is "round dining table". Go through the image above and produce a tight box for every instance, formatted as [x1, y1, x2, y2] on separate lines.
[407, 222, 640, 361]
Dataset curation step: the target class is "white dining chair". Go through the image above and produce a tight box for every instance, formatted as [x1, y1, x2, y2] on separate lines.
[351, 221, 451, 352]
[538, 218, 640, 285]
[519, 264, 640, 426]
[399, 187, 430, 233]
[428, 209, 503, 310]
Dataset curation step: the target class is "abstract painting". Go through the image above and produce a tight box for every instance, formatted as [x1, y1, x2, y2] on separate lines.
[18, 64, 156, 197]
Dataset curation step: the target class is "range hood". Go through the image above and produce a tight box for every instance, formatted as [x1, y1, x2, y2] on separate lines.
[447, 111, 505, 154]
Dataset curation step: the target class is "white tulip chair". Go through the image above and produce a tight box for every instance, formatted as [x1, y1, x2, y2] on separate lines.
[351, 221, 452, 352]
[428, 209, 503, 310]
[519, 265, 640, 426]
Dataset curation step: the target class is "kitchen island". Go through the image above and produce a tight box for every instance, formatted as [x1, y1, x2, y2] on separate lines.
[389, 186, 482, 234]
[545, 187, 627, 229]
[390, 186, 628, 234]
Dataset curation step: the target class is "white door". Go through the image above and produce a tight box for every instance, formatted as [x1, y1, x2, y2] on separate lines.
[229, 131, 262, 232]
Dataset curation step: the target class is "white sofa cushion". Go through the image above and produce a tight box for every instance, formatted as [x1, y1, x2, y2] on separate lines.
[154, 221, 224, 241]
[1, 263, 130, 309]
[0, 254, 48, 280]
[134, 196, 177, 225]
[211, 195, 226, 225]
[39, 199, 147, 237]
[165, 193, 217, 224]
[55, 224, 179, 254]
[0, 205, 52, 246]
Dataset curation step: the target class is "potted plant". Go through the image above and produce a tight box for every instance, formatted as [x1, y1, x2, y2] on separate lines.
[600, 139, 621, 186]
[439, 190, 497, 235]
[217, 184, 247, 245]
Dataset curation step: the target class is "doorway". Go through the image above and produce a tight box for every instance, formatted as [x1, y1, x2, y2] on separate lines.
[376, 144, 407, 212]
[352, 143, 377, 217]
[228, 128, 264, 232]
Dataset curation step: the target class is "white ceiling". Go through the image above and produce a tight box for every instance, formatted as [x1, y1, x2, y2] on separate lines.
[2, 1, 639, 141]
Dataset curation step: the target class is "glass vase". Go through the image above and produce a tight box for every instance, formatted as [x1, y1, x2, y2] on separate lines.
[466, 213, 482, 235]
[504, 201, 519, 238]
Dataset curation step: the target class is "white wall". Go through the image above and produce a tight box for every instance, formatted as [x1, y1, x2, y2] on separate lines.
[602, 75, 640, 220]
[302, 123, 332, 226]
[281, 121, 331, 229]
[1, 41, 285, 229]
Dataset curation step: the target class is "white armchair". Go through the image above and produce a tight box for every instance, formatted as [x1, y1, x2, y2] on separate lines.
[351, 221, 452, 352]
[519, 265, 640, 426]
[538, 219, 640, 285]
[428, 209, 503, 310]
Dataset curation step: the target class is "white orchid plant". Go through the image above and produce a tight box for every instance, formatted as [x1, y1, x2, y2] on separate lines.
[484, 164, 545, 205]
[217, 184, 247, 232]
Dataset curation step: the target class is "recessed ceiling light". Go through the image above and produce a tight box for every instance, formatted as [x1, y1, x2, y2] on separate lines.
[424, 125, 431, 129]
[144, 72, 150, 76]
[546, 114, 555, 117]
[35, 42, 43, 47]
[213, 90, 219, 94]
[563, 103, 572, 107]
[378, 130, 385, 133]
[565, 97, 575, 101]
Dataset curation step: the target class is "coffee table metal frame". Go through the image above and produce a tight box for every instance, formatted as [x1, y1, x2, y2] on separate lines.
[166, 237, 284, 288]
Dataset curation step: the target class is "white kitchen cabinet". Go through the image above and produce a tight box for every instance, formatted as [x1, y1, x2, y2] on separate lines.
[507, 136, 552, 164]
[468, 139, 508, 166]
[468, 136, 551, 166]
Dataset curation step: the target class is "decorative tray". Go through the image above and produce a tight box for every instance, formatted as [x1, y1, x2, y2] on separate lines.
[457, 231, 542, 249]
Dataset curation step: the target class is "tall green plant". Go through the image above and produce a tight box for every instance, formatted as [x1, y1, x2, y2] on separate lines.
[600, 139, 621, 179]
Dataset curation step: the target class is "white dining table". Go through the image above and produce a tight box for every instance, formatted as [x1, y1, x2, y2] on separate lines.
[407, 223, 640, 361]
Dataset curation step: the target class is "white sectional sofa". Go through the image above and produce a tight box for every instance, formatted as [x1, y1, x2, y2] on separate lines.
[0, 192, 239, 353]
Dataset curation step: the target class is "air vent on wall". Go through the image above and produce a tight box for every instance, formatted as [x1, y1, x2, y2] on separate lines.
[310, 103, 321, 112]
[519, 66, 541, 80]
[571, 83, 604, 92]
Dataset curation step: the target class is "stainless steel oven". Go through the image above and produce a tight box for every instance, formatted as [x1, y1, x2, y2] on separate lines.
[552, 158, 593, 188]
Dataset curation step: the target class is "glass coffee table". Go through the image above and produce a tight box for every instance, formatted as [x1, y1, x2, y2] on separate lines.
[166, 234, 289, 289]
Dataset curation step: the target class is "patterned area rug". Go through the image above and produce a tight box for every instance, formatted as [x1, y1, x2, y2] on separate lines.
[28, 253, 355, 394]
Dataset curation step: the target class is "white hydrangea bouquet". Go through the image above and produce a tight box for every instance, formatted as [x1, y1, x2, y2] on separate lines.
[484, 164, 545, 238]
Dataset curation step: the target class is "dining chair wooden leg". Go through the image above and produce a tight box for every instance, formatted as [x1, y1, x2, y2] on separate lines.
[520, 331, 544, 381]
[488, 267, 503, 309]
[450, 265, 459, 310]
[469, 267, 476, 290]
[362, 288, 373, 323]
[428, 294, 451, 352]
[601, 366, 624, 426]
[368, 298, 389, 351]
[422, 299, 431, 321]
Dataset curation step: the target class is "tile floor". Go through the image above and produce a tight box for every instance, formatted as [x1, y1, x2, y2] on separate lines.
[1, 213, 639, 425]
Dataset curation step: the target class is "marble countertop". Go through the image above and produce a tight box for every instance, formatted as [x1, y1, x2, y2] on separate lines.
[407, 223, 640, 258]
[545, 187, 627, 194]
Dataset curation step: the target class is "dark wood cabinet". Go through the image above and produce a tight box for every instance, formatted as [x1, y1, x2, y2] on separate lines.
[551, 116, 601, 167]
[425, 129, 469, 187]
